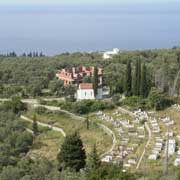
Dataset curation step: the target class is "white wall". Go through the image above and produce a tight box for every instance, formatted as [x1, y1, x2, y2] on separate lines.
[77, 89, 95, 100]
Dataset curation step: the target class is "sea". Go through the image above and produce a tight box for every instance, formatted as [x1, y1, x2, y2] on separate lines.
[0, 3, 180, 55]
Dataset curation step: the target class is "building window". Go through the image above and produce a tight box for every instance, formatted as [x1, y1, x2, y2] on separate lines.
[85, 92, 87, 96]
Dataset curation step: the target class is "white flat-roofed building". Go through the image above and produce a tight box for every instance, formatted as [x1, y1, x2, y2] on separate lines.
[103, 48, 120, 59]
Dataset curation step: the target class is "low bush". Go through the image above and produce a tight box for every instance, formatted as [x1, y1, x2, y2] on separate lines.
[34, 106, 47, 114]
[57, 100, 115, 115]
[148, 88, 174, 110]
[122, 96, 150, 110]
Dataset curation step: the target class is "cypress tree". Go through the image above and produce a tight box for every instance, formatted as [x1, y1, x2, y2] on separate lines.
[32, 114, 39, 136]
[87, 144, 101, 171]
[137, 59, 141, 95]
[133, 60, 139, 96]
[125, 60, 132, 96]
[133, 59, 141, 96]
[93, 66, 99, 96]
[86, 115, 90, 130]
[140, 63, 148, 98]
[177, 52, 180, 67]
[58, 131, 86, 172]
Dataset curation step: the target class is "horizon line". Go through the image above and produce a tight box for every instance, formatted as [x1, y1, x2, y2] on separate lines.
[0, 1, 179, 6]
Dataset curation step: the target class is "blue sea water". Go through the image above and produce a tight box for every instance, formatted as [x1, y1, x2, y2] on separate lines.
[0, 3, 180, 55]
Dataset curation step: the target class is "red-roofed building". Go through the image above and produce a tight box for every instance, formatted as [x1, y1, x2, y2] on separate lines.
[56, 66, 103, 86]
[79, 83, 93, 89]
[76, 83, 103, 100]
[77, 83, 95, 100]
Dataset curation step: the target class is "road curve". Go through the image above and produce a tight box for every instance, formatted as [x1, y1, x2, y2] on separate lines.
[32, 104, 117, 159]
[98, 123, 117, 158]
[32, 104, 85, 121]
[11, 98, 117, 159]
[20, 115, 66, 137]
[1, 97, 152, 166]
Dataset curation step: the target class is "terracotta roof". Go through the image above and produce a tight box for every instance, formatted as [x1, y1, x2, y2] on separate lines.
[79, 83, 93, 89]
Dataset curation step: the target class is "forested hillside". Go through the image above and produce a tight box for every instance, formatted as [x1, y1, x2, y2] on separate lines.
[0, 48, 180, 98]
[1, 48, 180, 179]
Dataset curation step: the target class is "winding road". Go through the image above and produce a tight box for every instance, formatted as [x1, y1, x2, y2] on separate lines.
[20, 115, 66, 137]
[20, 114, 116, 159]
[1, 98, 152, 165]
[16, 98, 117, 159]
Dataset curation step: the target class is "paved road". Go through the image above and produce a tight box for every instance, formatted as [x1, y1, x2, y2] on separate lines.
[20, 115, 66, 137]
[118, 106, 152, 170]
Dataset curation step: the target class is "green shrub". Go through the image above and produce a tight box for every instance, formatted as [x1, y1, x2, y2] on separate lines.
[148, 88, 174, 110]
[56, 100, 115, 115]
[34, 107, 47, 114]
[122, 96, 150, 110]
[122, 90, 174, 111]
[122, 96, 140, 108]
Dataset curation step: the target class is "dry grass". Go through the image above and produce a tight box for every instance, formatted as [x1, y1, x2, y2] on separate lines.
[24, 110, 112, 155]
[31, 130, 63, 160]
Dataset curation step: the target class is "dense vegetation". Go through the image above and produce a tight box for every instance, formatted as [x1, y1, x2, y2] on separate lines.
[40, 99, 115, 114]
[0, 48, 180, 98]
[0, 100, 136, 179]
[1, 48, 180, 179]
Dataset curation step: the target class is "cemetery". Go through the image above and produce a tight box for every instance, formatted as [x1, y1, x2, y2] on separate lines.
[95, 109, 148, 168]
[95, 106, 180, 171]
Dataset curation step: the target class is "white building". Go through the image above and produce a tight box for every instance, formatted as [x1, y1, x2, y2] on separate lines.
[76, 83, 103, 101]
[103, 48, 120, 59]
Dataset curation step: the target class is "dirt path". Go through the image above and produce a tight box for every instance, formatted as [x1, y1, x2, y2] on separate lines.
[1, 97, 116, 160]
[25, 128, 33, 134]
[31, 104, 117, 159]
[136, 122, 152, 169]
[98, 123, 117, 158]
[1, 97, 152, 166]
[32, 104, 85, 121]
[20, 115, 66, 137]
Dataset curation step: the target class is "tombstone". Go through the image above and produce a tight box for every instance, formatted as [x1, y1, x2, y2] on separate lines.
[148, 154, 158, 160]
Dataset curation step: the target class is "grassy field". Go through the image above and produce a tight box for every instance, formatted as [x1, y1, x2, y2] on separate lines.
[31, 130, 64, 160]
[24, 109, 112, 155]
[19, 119, 64, 160]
